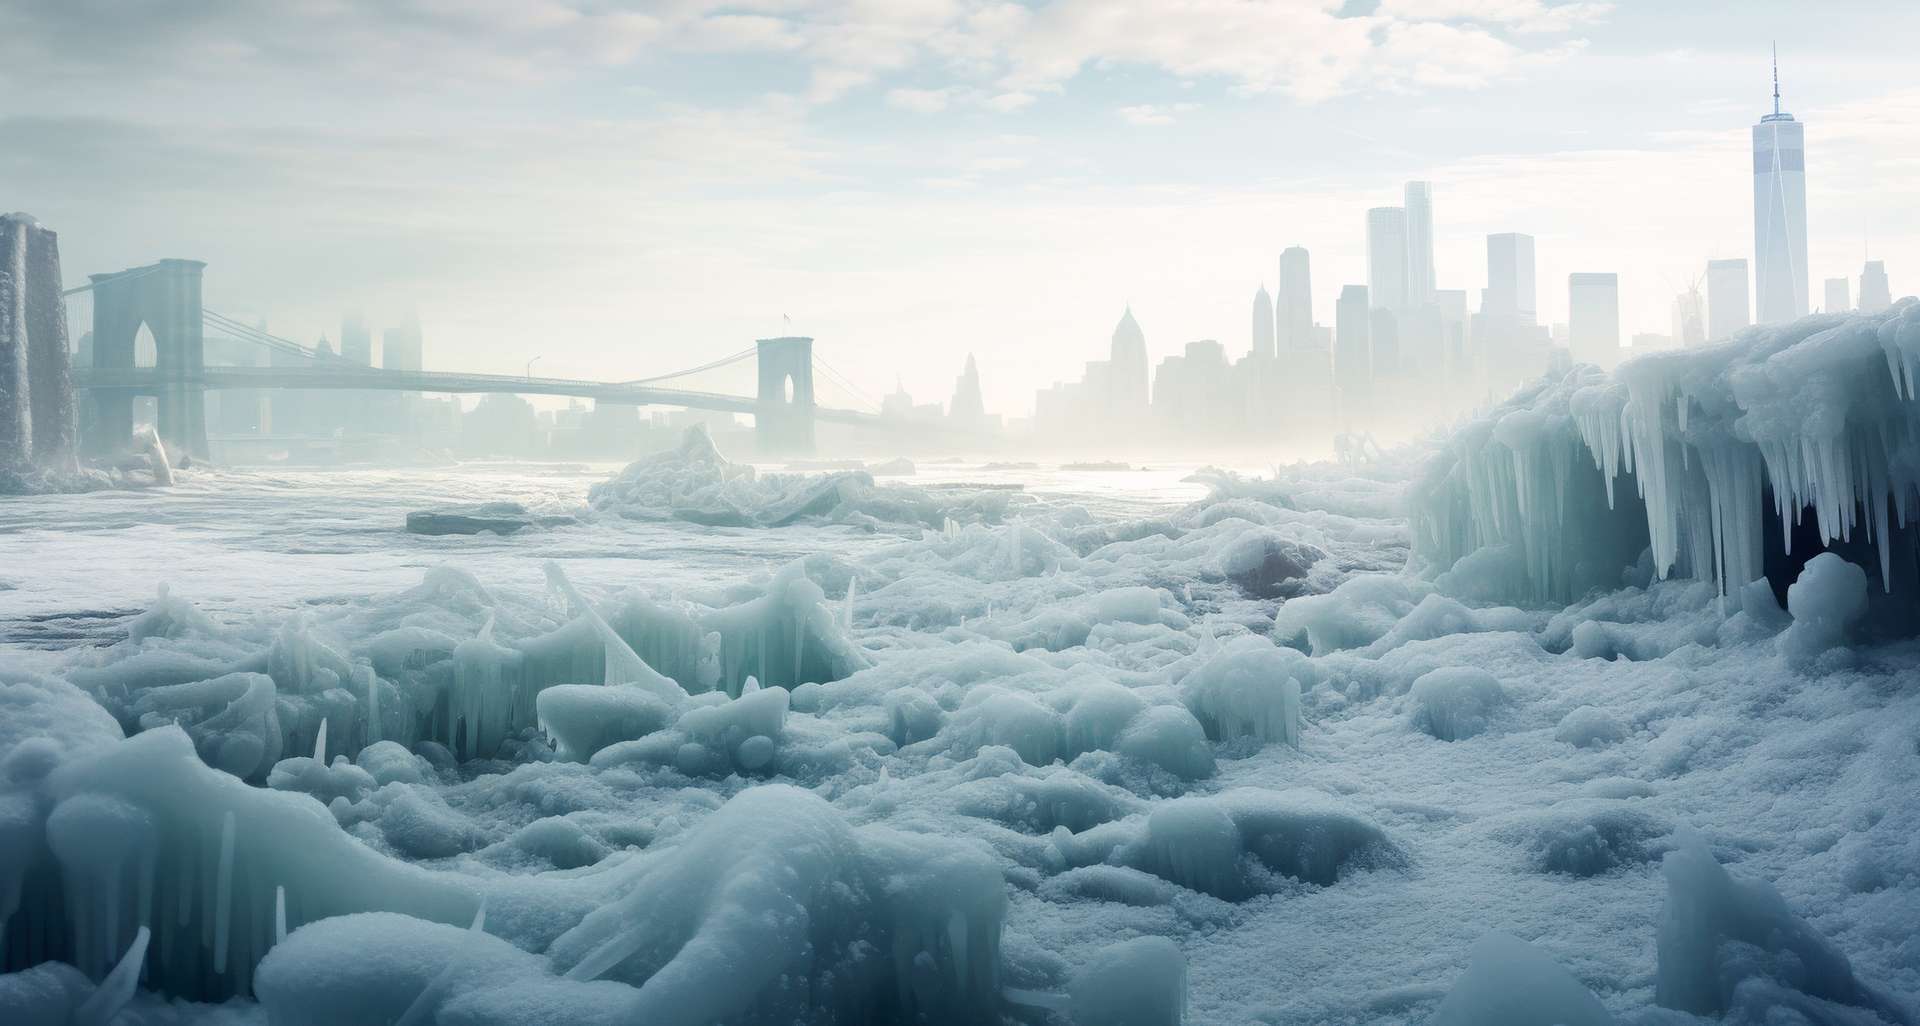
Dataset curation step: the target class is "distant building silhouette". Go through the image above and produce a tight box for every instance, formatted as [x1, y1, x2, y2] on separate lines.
[949, 353, 986, 427]
[1706, 258, 1751, 340]
[1367, 207, 1411, 317]
[1569, 272, 1620, 368]
[1823, 277, 1850, 314]
[1672, 286, 1705, 347]
[1250, 286, 1275, 360]
[1277, 247, 1313, 352]
[1754, 50, 1809, 323]
[1109, 306, 1149, 421]
[1404, 181, 1436, 309]
[1859, 260, 1892, 314]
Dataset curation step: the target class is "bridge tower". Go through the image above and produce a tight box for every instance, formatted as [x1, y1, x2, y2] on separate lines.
[755, 336, 815, 454]
[84, 259, 209, 460]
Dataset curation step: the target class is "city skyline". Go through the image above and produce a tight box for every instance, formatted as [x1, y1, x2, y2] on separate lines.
[8, 2, 1918, 418]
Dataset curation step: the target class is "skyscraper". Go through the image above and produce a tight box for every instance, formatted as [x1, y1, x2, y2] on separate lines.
[1753, 50, 1809, 324]
[339, 314, 372, 366]
[1404, 182, 1436, 309]
[1485, 233, 1536, 327]
[1859, 260, 1892, 314]
[1568, 273, 1620, 368]
[1823, 277, 1850, 314]
[1278, 247, 1313, 351]
[1250, 286, 1275, 360]
[1367, 207, 1411, 316]
[1706, 258, 1751, 340]
[1108, 306, 1149, 419]
[382, 314, 423, 373]
[949, 353, 985, 426]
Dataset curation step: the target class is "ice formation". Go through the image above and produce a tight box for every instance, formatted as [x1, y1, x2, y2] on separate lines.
[1656, 834, 1911, 1023]
[6, 367, 1920, 1025]
[588, 425, 1013, 530]
[1414, 304, 1920, 611]
[1429, 932, 1614, 1026]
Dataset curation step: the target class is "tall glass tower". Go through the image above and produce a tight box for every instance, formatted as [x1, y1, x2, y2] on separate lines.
[1753, 48, 1808, 324]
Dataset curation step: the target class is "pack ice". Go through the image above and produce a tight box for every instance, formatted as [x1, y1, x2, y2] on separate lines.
[3, 306, 1919, 1025]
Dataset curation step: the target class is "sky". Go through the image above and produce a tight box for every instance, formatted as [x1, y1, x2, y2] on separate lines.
[5, 0, 1917, 419]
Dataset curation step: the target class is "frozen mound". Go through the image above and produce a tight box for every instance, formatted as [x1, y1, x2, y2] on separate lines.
[1428, 932, 1614, 1026]
[1491, 798, 1672, 877]
[1782, 550, 1871, 666]
[921, 679, 1215, 781]
[1272, 573, 1532, 657]
[1052, 788, 1400, 900]
[567, 558, 874, 699]
[1067, 936, 1188, 1026]
[256, 909, 636, 1026]
[588, 425, 1013, 530]
[65, 560, 870, 768]
[546, 785, 1006, 1025]
[1406, 667, 1507, 741]
[1656, 834, 1913, 1024]
[4, 725, 479, 1000]
[1179, 634, 1305, 748]
[1412, 303, 1920, 611]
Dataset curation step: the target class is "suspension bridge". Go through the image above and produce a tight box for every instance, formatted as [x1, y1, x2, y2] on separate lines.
[66, 259, 907, 461]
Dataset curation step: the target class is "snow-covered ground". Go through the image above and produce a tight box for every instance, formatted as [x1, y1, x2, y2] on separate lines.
[3, 306, 1919, 1025]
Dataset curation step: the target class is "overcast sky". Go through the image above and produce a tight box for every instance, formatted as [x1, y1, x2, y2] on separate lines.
[6, 1, 1916, 417]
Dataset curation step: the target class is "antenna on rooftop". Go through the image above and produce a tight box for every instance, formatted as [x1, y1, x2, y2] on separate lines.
[1771, 42, 1781, 117]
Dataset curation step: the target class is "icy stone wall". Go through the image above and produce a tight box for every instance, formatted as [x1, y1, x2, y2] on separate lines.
[1413, 302, 1920, 609]
[0, 213, 76, 476]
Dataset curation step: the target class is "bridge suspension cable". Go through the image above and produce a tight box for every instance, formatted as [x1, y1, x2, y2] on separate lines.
[202, 308, 342, 362]
[810, 354, 883, 414]
[60, 263, 167, 297]
[617, 346, 756, 385]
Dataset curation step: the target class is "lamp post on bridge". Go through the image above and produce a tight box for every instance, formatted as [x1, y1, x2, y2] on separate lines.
[526, 356, 542, 380]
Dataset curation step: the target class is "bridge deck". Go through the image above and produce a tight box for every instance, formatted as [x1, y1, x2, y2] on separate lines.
[74, 365, 878, 425]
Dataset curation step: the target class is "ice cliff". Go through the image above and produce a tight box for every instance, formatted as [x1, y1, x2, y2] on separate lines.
[1413, 303, 1920, 616]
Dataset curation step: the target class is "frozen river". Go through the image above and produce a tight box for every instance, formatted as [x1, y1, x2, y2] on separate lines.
[0, 460, 1217, 655]
[2, 434, 1915, 1026]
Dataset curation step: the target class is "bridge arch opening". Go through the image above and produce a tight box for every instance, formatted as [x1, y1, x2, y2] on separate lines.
[133, 321, 157, 369]
[783, 374, 795, 404]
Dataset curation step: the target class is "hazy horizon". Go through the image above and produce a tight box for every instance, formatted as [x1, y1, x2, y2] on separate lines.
[8, 0, 1917, 419]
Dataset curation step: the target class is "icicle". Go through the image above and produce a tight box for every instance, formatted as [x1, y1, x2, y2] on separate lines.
[312, 718, 328, 763]
[742, 675, 760, 694]
[842, 577, 857, 630]
[791, 607, 804, 683]
[363, 666, 380, 745]
[213, 810, 236, 975]
[274, 885, 287, 946]
[74, 926, 149, 1026]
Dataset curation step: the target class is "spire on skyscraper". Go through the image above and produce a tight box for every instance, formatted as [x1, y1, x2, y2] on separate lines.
[1763, 43, 1792, 122]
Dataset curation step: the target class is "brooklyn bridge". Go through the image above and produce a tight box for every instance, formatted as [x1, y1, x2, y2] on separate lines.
[68, 258, 903, 461]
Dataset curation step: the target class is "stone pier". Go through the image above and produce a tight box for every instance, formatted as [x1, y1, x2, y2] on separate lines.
[0, 213, 76, 473]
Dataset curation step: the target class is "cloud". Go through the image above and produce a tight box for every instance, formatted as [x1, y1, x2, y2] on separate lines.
[1117, 103, 1198, 126]
[0, 0, 1609, 117]
[886, 87, 953, 113]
